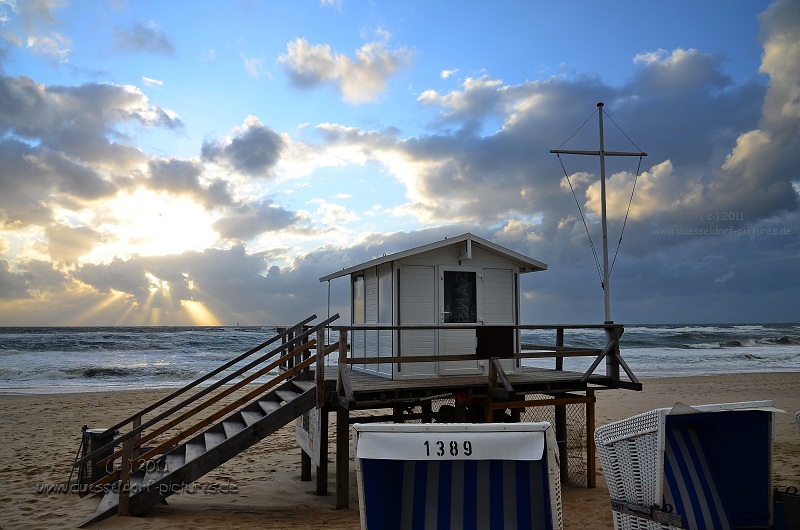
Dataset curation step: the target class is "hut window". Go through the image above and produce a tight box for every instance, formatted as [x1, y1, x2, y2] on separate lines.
[443, 271, 477, 323]
[352, 274, 365, 324]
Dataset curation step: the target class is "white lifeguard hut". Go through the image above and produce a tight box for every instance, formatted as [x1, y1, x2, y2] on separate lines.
[320, 233, 547, 380]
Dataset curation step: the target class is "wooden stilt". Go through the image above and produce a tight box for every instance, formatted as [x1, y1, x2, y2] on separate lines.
[300, 450, 311, 481]
[316, 409, 328, 496]
[586, 390, 596, 488]
[554, 394, 569, 483]
[335, 405, 349, 509]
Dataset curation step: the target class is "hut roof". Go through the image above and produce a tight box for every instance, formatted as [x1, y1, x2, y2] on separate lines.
[319, 232, 547, 282]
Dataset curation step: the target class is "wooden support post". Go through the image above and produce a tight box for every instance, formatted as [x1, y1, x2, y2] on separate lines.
[300, 450, 311, 481]
[554, 393, 569, 484]
[119, 437, 133, 516]
[316, 409, 328, 496]
[335, 405, 349, 509]
[586, 390, 596, 488]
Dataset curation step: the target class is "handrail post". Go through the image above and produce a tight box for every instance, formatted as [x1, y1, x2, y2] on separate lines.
[316, 329, 325, 409]
[119, 437, 133, 516]
[337, 330, 347, 395]
[556, 327, 564, 371]
[131, 415, 142, 459]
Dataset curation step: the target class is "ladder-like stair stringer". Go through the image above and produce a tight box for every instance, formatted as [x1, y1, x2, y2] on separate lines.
[80, 377, 318, 527]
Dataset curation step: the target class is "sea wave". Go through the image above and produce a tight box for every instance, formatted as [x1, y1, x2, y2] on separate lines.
[0, 365, 204, 382]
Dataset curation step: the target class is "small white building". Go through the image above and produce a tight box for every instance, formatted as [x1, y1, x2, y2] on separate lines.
[319, 233, 547, 380]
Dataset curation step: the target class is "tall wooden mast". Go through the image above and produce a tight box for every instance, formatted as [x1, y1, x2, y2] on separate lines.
[550, 102, 647, 325]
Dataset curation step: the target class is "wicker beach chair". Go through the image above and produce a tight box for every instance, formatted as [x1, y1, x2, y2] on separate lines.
[353, 422, 562, 530]
[595, 401, 780, 530]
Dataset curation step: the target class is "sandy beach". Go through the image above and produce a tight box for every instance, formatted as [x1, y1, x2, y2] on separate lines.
[1, 372, 798, 529]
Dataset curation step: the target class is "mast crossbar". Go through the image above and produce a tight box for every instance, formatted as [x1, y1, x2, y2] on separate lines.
[550, 149, 647, 157]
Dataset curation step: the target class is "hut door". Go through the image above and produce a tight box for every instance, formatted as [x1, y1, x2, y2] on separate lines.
[437, 267, 483, 375]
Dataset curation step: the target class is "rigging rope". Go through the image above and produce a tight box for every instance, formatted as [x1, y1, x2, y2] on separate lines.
[610, 155, 643, 275]
[555, 108, 598, 151]
[556, 153, 604, 284]
[554, 106, 645, 283]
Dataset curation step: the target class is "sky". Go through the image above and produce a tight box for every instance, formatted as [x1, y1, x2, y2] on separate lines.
[0, 0, 798, 327]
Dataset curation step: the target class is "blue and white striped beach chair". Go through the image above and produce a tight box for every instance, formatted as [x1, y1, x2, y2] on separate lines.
[595, 401, 780, 530]
[353, 422, 562, 530]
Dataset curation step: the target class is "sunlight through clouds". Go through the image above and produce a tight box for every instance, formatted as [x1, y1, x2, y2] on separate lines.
[86, 190, 219, 261]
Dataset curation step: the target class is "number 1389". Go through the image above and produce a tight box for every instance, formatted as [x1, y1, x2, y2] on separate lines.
[423, 440, 473, 458]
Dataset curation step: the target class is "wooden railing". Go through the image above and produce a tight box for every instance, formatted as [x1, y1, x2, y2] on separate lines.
[332, 323, 640, 404]
[73, 313, 339, 495]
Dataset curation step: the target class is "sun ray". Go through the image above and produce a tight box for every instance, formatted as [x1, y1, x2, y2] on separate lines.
[181, 300, 221, 326]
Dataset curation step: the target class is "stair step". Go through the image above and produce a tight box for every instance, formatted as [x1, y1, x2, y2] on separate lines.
[293, 380, 316, 392]
[258, 399, 281, 415]
[240, 410, 265, 426]
[142, 460, 168, 488]
[276, 390, 300, 403]
[222, 418, 246, 439]
[185, 442, 206, 463]
[127, 474, 146, 495]
[95, 481, 121, 514]
[205, 430, 227, 450]
[164, 452, 185, 473]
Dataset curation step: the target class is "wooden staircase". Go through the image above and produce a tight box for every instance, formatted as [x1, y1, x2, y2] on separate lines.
[73, 314, 339, 527]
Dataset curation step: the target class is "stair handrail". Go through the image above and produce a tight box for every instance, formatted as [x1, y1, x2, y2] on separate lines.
[90, 329, 339, 492]
[73, 314, 323, 470]
[97, 338, 318, 469]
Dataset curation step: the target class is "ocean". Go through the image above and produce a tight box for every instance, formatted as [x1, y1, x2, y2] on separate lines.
[0, 324, 798, 394]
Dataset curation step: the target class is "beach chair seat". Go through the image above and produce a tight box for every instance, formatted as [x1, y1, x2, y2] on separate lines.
[595, 401, 779, 530]
[353, 422, 562, 530]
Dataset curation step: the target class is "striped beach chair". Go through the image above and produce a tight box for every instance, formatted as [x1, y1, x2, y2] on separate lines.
[353, 422, 562, 530]
[595, 401, 779, 530]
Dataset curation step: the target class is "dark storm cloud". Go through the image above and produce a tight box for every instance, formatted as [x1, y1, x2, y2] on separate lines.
[212, 200, 299, 241]
[0, 258, 68, 300]
[112, 20, 175, 55]
[201, 117, 285, 177]
[0, 259, 31, 299]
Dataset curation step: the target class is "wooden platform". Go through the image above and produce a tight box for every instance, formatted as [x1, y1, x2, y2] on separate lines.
[325, 365, 618, 409]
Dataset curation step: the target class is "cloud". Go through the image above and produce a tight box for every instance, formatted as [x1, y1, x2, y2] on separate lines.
[142, 76, 163, 87]
[112, 20, 175, 55]
[25, 32, 70, 61]
[0, 74, 183, 168]
[279, 36, 413, 104]
[0, 0, 70, 62]
[242, 54, 271, 78]
[2, 1, 799, 325]
[146, 157, 232, 208]
[201, 116, 286, 177]
[212, 200, 299, 241]
[45, 223, 102, 266]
